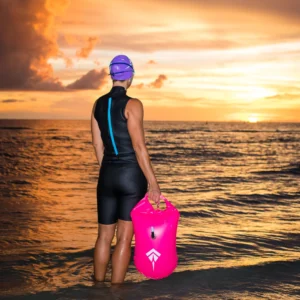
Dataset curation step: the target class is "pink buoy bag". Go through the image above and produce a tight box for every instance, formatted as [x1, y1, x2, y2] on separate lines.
[130, 193, 180, 280]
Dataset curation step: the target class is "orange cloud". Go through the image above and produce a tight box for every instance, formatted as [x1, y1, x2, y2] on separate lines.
[0, 0, 70, 91]
[61, 56, 73, 68]
[177, 0, 300, 21]
[76, 37, 99, 58]
[133, 83, 145, 89]
[132, 75, 168, 89]
[78, 32, 236, 52]
[1, 99, 24, 103]
[265, 93, 300, 101]
[67, 68, 108, 90]
[94, 59, 101, 66]
[57, 0, 300, 54]
[150, 75, 168, 88]
[0, 1, 107, 91]
[148, 60, 156, 64]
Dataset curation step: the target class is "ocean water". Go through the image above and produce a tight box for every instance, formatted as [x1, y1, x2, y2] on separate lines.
[0, 119, 299, 300]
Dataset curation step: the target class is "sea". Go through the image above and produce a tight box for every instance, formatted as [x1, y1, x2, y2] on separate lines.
[0, 119, 299, 300]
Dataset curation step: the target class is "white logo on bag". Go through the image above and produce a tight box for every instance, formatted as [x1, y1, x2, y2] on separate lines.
[146, 248, 161, 271]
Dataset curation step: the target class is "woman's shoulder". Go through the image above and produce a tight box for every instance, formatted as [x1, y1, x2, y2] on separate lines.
[124, 98, 144, 119]
[127, 97, 143, 107]
[127, 98, 144, 113]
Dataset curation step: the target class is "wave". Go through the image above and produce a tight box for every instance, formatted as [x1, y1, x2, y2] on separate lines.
[215, 192, 300, 207]
[150, 150, 244, 160]
[0, 127, 32, 130]
[46, 129, 59, 132]
[50, 136, 74, 141]
[217, 137, 299, 144]
[147, 128, 300, 134]
[253, 163, 300, 176]
[6, 180, 31, 185]
[209, 176, 250, 184]
[2, 259, 299, 299]
[176, 231, 300, 264]
[275, 137, 300, 143]
[179, 210, 214, 218]
[147, 128, 211, 134]
[2, 152, 15, 158]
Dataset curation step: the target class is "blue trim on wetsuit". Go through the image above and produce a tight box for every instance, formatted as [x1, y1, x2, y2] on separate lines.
[107, 97, 119, 155]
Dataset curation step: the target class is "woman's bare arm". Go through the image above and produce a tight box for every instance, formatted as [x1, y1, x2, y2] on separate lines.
[126, 98, 161, 205]
[91, 102, 104, 166]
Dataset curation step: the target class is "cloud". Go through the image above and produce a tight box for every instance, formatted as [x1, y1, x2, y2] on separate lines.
[1, 99, 24, 103]
[94, 59, 101, 66]
[57, 0, 300, 53]
[27, 79, 65, 91]
[275, 86, 300, 95]
[133, 83, 145, 89]
[177, 0, 300, 22]
[82, 31, 237, 52]
[62, 56, 74, 68]
[76, 36, 99, 58]
[0, 0, 70, 91]
[58, 34, 82, 46]
[132, 75, 168, 89]
[150, 75, 168, 88]
[0, 0, 107, 93]
[67, 68, 108, 90]
[147, 60, 156, 64]
[265, 93, 300, 101]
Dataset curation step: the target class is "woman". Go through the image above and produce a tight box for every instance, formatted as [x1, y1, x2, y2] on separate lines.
[91, 54, 161, 284]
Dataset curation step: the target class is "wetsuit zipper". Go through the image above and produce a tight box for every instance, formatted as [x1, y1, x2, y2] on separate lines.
[107, 97, 119, 157]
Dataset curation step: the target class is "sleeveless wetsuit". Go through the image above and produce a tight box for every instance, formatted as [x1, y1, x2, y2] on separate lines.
[94, 86, 148, 224]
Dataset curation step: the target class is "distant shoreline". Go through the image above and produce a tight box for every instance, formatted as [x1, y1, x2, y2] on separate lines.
[0, 119, 299, 123]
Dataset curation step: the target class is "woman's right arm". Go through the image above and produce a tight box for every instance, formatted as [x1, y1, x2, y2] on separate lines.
[126, 98, 161, 206]
[91, 101, 104, 167]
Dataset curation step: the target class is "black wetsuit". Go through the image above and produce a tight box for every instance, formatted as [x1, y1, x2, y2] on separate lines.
[94, 86, 147, 224]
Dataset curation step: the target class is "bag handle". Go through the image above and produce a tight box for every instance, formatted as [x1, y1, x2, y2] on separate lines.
[144, 192, 174, 210]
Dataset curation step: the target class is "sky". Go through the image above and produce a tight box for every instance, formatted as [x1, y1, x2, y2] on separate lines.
[0, 0, 300, 121]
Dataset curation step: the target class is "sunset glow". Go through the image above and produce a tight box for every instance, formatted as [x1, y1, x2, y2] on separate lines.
[248, 116, 259, 123]
[0, 0, 300, 121]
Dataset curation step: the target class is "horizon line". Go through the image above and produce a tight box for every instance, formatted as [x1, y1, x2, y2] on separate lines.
[0, 118, 299, 123]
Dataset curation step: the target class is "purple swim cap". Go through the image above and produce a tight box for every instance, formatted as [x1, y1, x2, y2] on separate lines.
[109, 55, 135, 80]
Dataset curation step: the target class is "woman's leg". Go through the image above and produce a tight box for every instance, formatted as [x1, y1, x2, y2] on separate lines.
[111, 220, 134, 284]
[110, 164, 147, 283]
[94, 223, 116, 281]
[95, 163, 119, 281]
